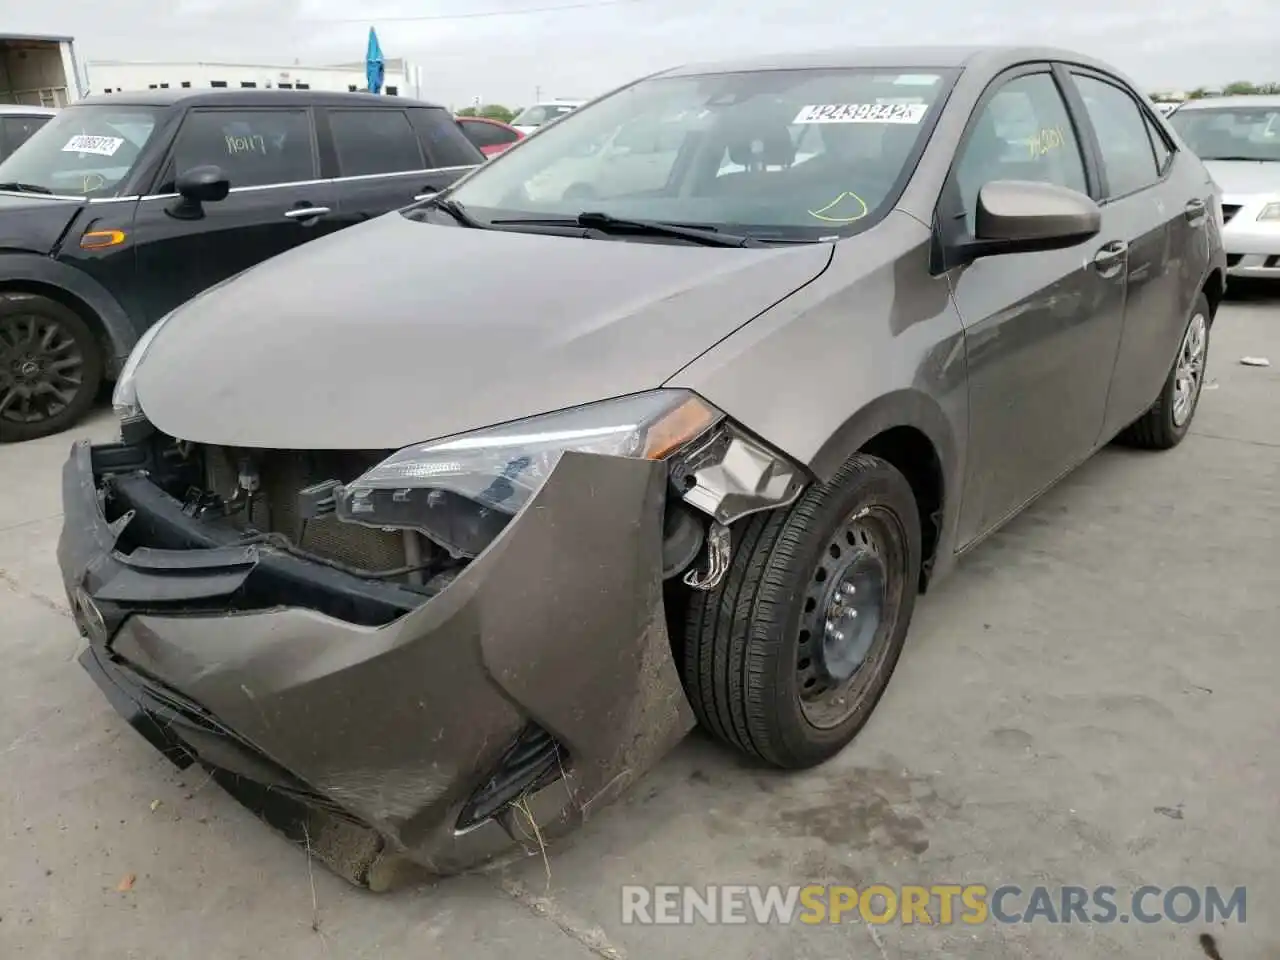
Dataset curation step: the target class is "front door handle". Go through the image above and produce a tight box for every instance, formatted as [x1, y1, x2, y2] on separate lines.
[283, 206, 331, 220]
[1184, 198, 1207, 225]
[1092, 240, 1128, 279]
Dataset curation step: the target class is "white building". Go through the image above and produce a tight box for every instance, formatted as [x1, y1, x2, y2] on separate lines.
[85, 58, 425, 99]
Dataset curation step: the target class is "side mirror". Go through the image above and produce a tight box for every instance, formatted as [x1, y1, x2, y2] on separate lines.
[167, 165, 230, 220]
[957, 180, 1101, 263]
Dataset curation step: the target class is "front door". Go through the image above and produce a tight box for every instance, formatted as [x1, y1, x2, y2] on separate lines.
[946, 67, 1129, 546]
[130, 106, 337, 326]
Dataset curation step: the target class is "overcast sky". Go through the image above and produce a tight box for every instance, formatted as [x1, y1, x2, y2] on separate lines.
[10, 0, 1279, 107]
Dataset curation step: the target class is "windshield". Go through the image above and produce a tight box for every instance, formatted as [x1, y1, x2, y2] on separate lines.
[512, 103, 579, 127]
[448, 68, 953, 240]
[0, 104, 162, 197]
[1168, 106, 1280, 162]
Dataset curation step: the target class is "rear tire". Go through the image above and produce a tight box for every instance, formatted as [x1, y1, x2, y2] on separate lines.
[680, 453, 922, 769]
[0, 293, 103, 443]
[1116, 293, 1210, 450]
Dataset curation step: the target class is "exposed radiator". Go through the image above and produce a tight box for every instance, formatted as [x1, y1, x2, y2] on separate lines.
[202, 446, 411, 572]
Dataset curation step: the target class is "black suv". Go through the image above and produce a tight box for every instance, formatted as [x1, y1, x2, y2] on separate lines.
[0, 89, 484, 442]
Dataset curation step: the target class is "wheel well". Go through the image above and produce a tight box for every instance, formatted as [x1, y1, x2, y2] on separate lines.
[1203, 268, 1225, 323]
[860, 426, 943, 592]
[0, 280, 113, 380]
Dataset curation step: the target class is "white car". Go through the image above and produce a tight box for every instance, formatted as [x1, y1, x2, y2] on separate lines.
[510, 100, 586, 135]
[0, 104, 56, 163]
[1168, 94, 1280, 279]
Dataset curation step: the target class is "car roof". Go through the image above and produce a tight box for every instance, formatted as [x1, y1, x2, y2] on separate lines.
[1174, 94, 1280, 111]
[71, 89, 448, 110]
[657, 44, 1116, 77]
[0, 104, 57, 117]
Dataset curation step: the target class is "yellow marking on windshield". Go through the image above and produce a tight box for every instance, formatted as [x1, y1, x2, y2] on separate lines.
[808, 192, 869, 223]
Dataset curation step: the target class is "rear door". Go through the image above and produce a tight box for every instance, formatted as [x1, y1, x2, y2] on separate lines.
[407, 106, 484, 193]
[131, 105, 337, 324]
[1062, 69, 1206, 438]
[945, 65, 1129, 545]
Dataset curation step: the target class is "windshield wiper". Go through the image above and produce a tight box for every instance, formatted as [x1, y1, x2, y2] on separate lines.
[421, 194, 484, 228]
[0, 181, 54, 195]
[1200, 155, 1274, 162]
[491, 211, 763, 248]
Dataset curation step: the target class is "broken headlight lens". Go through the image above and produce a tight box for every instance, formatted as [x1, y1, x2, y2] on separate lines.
[334, 390, 722, 557]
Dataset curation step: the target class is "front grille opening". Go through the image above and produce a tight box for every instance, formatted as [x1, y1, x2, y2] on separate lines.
[456, 723, 569, 832]
[1226, 254, 1244, 267]
[1221, 204, 1241, 224]
[198, 445, 466, 587]
[1265, 255, 1280, 269]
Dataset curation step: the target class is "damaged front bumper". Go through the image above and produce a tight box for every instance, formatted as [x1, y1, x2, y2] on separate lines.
[57, 439, 694, 888]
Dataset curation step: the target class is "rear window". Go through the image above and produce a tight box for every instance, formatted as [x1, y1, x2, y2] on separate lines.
[408, 108, 484, 168]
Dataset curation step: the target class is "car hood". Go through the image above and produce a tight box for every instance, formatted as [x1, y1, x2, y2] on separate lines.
[1203, 160, 1280, 198]
[0, 190, 84, 254]
[136, 212, 833, 450]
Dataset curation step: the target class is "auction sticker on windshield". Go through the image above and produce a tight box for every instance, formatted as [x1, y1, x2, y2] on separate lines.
[793, 103, 927, 124]
[61, 135, 125, 156]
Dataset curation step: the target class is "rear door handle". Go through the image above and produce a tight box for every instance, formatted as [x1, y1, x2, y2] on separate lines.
[1184, 198, 1207, 225]
[283, 206, 331, 220]
[1092, 240, 1128, 278]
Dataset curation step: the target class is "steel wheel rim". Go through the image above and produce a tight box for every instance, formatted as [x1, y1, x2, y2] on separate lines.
[796, 505, 907, 730]
[0, 313, 85, 425]
[1172, 312, 1207, 428]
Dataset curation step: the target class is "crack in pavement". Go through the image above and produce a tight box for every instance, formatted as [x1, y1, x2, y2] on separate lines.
[0, 567, 70, 619]
[492, 876, 627, 960]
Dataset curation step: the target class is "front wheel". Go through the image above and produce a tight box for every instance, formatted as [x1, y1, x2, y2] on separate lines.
[680, 453, 922, 769]
[0, 293, 103, 443]
[1116, 293, 1211, 450]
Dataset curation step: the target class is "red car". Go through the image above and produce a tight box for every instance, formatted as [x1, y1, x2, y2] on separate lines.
[455, 115, 524, 157]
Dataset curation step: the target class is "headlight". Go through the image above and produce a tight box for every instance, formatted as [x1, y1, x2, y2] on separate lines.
[1257, 202, 1280, 222]
[334, 390, 723, 557]
[112, 310, 177, 423]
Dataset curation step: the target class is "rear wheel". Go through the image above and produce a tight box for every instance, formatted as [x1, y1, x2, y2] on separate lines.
[0, 293, 103, 443]
[1116, 293, 1210, 450]
[680, 453, 922, 769]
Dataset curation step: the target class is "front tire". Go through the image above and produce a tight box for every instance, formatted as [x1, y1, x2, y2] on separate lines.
[680, 453, 922, 769]
[1116, 293, 1210, 450]
[0, 293, 103, 443]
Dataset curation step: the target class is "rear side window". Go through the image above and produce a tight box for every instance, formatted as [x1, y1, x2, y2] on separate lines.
[460, 119, 518, 149]
[171, 108, 315, 188]
[409, 108, 484, 168]
[329, 108, 424, 176]
[1071, 75, 1160, 198]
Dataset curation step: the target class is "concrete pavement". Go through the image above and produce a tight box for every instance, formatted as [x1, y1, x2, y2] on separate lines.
[1, 293, 1277, 959]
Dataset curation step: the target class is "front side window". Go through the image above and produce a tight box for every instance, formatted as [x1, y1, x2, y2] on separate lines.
[1072, 75, 1160, 198]
[329, 109, 424, 176]
[447, 68, 956, 240]
[1168, 105, 1280, 163]
[0, 105, 161, 196]
[171, 108, 314, 189]
[953, 72, 1088, 233]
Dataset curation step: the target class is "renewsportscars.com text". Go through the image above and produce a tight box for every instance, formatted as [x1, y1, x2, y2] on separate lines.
[620, 884, 1247, 926]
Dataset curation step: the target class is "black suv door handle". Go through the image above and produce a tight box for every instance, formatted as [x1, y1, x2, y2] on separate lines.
[1092, 240, 1128, 278]
[284, 205, 331, 220]
[1184, 198, 1207, 225]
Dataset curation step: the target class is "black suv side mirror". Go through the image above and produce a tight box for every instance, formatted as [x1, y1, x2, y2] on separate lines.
[168, 165, 230, 220]
[955, 180, 1101, 263]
